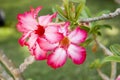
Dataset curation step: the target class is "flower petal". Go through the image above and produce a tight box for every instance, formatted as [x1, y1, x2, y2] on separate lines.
[59, 22, 70, 36]
[19, 31, 32, 46]
[32, 43, 47, 60]
[38, 13, 57, 26]
[17, 11, 38, 32]
[44, 26, 63, 43]
[38, 38, 58, 51]
[67, 43, 86, 64]
[30, 6, 42, 18]
[68, 27, 87, 44]
[17, 22, 27, 33]
[47, 48, 67, 69]
[25, 33, 38, 49]
[116, 75, 120, 80]
[45, 26, 58, 33]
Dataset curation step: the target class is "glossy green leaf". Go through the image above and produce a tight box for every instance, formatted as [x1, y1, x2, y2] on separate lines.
[110, 44, 120, 56]
[63, 0, 71, 19]
[55, 6, 68, 21]
[102, 56, 120, 63]
[75, 2, 84, 20]
[80, 6, 91, 18]
[94, 24, 112, 30]
[90, 24, 112, 34]
[80, 26, 90, 32]
[68, 2, 75, 20]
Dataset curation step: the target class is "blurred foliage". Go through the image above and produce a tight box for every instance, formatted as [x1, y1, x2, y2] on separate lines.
[110, 44, 120, 56]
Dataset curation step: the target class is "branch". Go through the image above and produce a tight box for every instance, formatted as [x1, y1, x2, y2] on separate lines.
[94, 38, 113, 56]
[115, 0, 120, 4]
[19, 55, 35, 73]
[0, 64, 13, 80]
[0, 50, 23, 80]
[97, 69, 110, 80]
[110, 62, 117, 80]
[79, 8, 120, 22]
[95, 39, 117, 80]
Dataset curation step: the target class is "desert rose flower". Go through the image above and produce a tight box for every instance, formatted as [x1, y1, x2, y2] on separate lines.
[47, 22, 88, 69]
[116, 75, 120, 80]
[17, 6, 63, 60]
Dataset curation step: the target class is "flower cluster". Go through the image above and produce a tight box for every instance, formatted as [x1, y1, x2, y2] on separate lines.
[17, 6, 87, 69]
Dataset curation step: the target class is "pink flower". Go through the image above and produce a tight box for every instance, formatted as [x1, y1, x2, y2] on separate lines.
[116, 75, 120, 80]
[17, 6, 63, 60]
[47, 22, 88, 69]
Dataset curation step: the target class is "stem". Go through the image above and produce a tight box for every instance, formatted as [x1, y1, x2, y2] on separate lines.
[0, 64, 14, 80]
[79, 8, 120, 22]
[0, 50, 23, 80]
[115, 0, 120, 4]
[19, 55, 35, 73]
[94, 38, 113, 56]
[94, 39, 117, 80]
[97, 69, 110, 80]
[110, 62, 117, 80]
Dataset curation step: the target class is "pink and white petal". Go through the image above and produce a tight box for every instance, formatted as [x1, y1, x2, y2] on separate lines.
[38, 13, 57, 26]
[44, 26, 63, 43]
[45, 26, 58, 33]
[45, 32, 63, 43]
[19, 31, 32, 46]
[17, 22, 27, 33]
[59, 22, 70, 36]
[25, 33, 38, 49]
[17, 12, 38, 31]
[68, 27, 87, 44]
[30, 6, 42, 18]
[38, 38, 58, 51]
[33, 43, 47, 60]
[47, 48, 67, 69]
[67, 43, 86, 64]
[116, 75, 120, 80]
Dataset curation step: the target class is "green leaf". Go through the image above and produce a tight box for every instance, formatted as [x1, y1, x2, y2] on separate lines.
[80, 26, 90, 32]
[90, 59, 102, 69]
[63, 0, 71, 19]
[97, 10, 110, 16]
[102, 56, 120, 63]
[55, 6, 68, 21]
[69, 2, 75, 20]
[94, 24, 112, 30]
[80, 6, 91, 18]
[90, 24, 112, 34]
[69, 0, 86, 3]
[110, 44, 120, 56]
[80, 38, 93, 47]
[75, 2, 84, 20]
[97, 31, 102, 36]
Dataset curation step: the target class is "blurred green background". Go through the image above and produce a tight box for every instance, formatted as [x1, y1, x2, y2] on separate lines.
[0, 0, 120, 80]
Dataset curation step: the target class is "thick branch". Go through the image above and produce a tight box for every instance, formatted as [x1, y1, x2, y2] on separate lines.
[79, 8, 120, 22]
[0, 64, 13, 80]
[0, 50, 23, 80]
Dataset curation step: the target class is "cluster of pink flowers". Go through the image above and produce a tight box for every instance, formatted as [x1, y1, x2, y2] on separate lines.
[17, 6, 88, 69]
